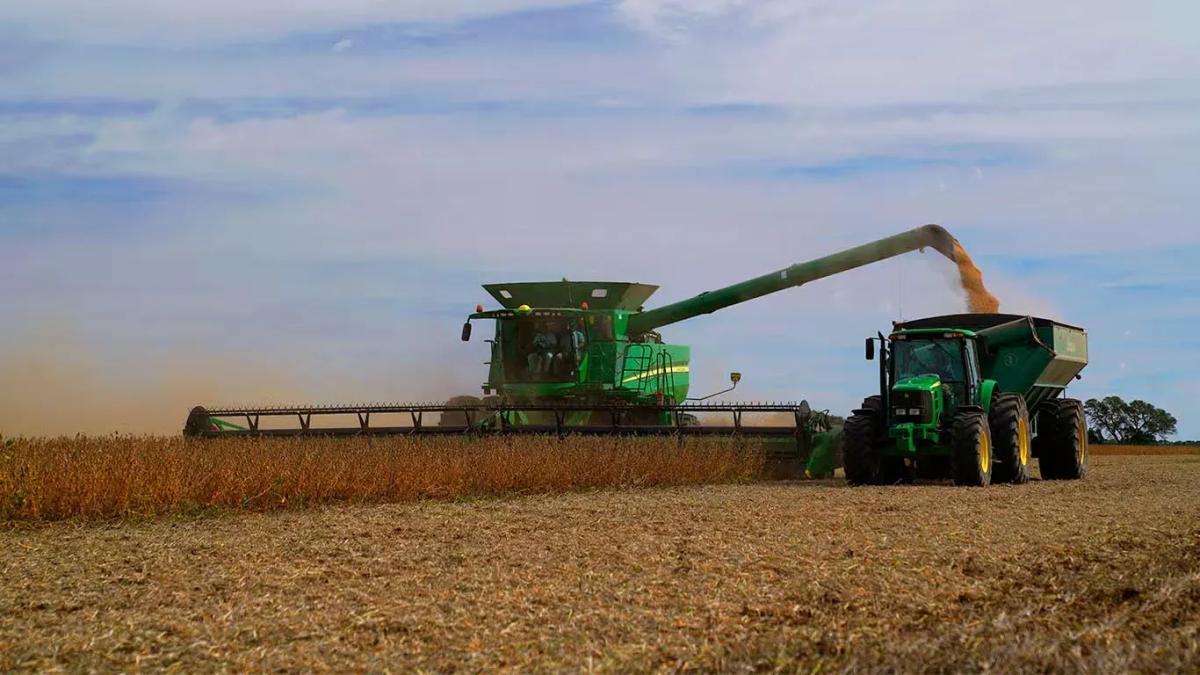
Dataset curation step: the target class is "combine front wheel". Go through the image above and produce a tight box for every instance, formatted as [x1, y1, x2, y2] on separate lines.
[438, 395, 483, 428]
[952, 410, 993, 487]
[990, 393, 1031, 484]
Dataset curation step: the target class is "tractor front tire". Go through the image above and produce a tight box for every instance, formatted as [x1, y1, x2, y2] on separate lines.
[952, 409, 993, 487]
[843, 396, 902, 485]
[1036, 398, 1088, 480]
[843, 414, 880, 485]
[990, 393, 1031, 484]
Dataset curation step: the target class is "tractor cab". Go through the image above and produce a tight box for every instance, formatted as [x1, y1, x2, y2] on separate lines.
[888, 330, 985, 419]
[865, 326, 994, 458]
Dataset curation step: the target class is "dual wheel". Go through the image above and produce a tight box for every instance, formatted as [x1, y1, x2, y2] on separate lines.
[844, 394, 1087, 486]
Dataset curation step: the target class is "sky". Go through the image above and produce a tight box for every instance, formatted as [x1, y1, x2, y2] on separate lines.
[1, 0, 1198, 437]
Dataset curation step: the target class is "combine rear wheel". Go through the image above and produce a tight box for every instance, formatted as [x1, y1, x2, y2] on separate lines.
[1036, 398, 1088, 480]
[951, 409, 993, 486]
[844, 396, 902, 485]
[438, 395, 483, 428]
[990, 393, 1031, 484]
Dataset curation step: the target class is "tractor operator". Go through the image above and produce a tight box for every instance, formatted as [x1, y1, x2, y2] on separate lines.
[528, 321, 560, 377]
[911, 343, 964, 409]
[568, 320, 587, 369]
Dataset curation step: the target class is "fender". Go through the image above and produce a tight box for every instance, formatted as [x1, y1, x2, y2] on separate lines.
[979, 379, 998, 416]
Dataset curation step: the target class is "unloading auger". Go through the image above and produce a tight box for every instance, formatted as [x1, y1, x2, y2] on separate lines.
[185, 224, 961, 472]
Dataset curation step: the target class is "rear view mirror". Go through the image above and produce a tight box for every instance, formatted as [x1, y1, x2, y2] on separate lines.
[461, 322, 472, 342]
[865, 338, 875, 360]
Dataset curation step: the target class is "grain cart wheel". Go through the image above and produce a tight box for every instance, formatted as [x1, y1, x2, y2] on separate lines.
[990, 393, 1031, 484]
[951, 409, 993, 487]
[843, 396, 893, 485]
[1036, 398, 1088, 480]
[438, 395, 483, 428]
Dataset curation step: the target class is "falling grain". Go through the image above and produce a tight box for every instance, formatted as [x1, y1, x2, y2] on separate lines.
[952, 240, 1001, 313]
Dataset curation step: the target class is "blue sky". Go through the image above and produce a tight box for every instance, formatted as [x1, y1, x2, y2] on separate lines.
[1, 0, 1198, 437]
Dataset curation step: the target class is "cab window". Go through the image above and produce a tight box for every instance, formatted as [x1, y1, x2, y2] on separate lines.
[502, 315, 588, 382]
[893, 339, 965, 383]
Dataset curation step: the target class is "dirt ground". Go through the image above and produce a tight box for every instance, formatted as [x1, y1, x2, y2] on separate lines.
[2, 455, 1198, 673]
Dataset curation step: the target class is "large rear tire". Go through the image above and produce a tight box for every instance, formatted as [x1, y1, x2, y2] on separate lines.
[952, 409, 993, 486]
[1036, 398, 1088, 480]
[990, 393, 1031, 484]
[844, 396, 900, 486]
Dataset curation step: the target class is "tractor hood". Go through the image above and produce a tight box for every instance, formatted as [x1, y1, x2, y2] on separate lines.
[892, 374, 943, 392]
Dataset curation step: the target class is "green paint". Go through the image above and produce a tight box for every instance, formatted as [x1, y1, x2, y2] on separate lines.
[979, 379, 997, 415]
[213, 418, 246, 431]
[805, 431, 838, 478]
[627, 224, 957, 335]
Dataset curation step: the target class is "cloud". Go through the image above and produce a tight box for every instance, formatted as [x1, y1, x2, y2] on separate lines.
[615, 0, 1200, 105]
[1, 1, 1199, 438]
[1, 0, 587, 45]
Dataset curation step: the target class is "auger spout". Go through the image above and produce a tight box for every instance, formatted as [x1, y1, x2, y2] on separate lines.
[626, 224, 958, 336]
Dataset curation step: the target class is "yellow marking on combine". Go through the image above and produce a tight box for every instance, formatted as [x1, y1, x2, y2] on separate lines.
[622, 365, 690, 384]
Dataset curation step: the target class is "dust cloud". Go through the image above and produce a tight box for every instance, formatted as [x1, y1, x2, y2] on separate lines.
[952, 241, 1001, 313]
[0, 322, 472, 438]
[0, 333, 308, 437]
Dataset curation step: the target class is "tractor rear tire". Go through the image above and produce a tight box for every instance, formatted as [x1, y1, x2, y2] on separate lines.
[438, 395, 483, 427]
[952, 409, 993, 486]
[990, 393, 1031, 484]
[1036, 398, 1088, 480]
[844, 396, 901, 486]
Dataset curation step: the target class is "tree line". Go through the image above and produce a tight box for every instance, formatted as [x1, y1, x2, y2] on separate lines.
[1083, 396, 1180, 444]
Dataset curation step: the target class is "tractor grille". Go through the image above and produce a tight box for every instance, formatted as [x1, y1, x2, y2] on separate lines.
[891, 390, 933, 424]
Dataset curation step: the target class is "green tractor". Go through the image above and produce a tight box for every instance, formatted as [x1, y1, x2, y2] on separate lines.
[845, 314, 1089, 486]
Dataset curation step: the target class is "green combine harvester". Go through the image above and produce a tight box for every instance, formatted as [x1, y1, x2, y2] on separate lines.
[185, 223, 987, 476]
[846, 314, 1089, 486]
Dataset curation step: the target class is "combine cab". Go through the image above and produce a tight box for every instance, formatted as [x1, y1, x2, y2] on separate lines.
[846, 314, 1089, 486]
[185, 224, 969, 476]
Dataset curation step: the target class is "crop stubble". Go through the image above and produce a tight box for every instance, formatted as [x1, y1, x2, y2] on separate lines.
[2, 454, 1198, 672]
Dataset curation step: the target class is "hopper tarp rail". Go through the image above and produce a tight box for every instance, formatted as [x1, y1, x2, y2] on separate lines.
[185, 402, 815, 439]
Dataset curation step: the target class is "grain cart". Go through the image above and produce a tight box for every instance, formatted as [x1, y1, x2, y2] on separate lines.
[186, 224, 964, 473]
[845, 314, 1089, 486]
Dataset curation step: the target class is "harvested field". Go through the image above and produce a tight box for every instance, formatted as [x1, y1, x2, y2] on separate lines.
[0, 436, 760, 521]
[1092, 444, 1200, 455]
[3, 455, 1199, 672]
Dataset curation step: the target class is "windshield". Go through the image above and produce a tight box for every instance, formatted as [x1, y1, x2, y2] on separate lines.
[501, 315, 588, 382]
[892, 338, 965, 383]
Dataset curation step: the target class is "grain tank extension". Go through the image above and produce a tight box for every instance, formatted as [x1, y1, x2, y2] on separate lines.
[846, 314, 1089, 486]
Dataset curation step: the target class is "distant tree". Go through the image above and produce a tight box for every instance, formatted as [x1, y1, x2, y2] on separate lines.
[1084, 396, 1177, 443]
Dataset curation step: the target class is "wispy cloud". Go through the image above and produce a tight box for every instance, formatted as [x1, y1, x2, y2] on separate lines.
[0, 0, 590, 46]
[0, 1, 1198, 436]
